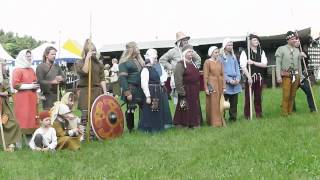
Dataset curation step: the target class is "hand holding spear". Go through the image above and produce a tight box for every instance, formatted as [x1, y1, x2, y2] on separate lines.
[295, 31, 318, 112]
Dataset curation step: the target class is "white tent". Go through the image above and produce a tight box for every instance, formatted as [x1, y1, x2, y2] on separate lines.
[0, 43, 14, 61]
[31, 42, 81, 65]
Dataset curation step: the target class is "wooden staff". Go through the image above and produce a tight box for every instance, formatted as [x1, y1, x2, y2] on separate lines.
[0, 98, 6, 151]
[247, 33, 253, 120]
[57, 84, 60, 101]
[295, 30, 318, 112]
[86, 14, 93, 142]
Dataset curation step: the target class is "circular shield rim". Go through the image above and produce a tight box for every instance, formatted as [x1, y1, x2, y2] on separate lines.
[90, 94, 124, 140]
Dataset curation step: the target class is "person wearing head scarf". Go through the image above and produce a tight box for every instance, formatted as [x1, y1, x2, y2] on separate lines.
[220, 38, 242, 122]
[203, 46, 226, 127]
[12, 50, 40, 136]
[29, 111, 57, 151]
[159, 32, 202, 105]
[50, 103, 81, 150]
[240, 34, 268, 119]
[57, 92, 79, 129]
[36, 46, 65, 110]
[275, 31, 303, 116]
[173, 45, 201, 128]
[118, 41, 144, 132]
[75, 39, 107, 140]
[0, 58, 22, 152]
[139, 49, 172, 132]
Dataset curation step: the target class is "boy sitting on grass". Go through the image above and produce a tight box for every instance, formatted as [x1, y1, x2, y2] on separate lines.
[29, 111, 57, 151]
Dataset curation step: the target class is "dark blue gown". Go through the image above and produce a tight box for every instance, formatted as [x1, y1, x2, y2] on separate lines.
[139, 66, 172, 132]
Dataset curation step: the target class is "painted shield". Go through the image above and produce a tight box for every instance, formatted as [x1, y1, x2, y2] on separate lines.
[90, 94, 124, 140]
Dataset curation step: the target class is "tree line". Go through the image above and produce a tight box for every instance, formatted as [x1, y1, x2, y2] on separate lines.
[0, 29, 46, 58]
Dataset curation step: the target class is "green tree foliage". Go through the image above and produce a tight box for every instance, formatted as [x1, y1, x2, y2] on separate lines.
[0, 29, 45, 58]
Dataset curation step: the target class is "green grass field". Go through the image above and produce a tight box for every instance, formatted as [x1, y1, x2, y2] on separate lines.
[1, 87, 320, 179]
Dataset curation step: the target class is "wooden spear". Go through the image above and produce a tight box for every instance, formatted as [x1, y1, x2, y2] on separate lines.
[247, 33, 253, 120]
[295, 30, 318, 112]
[86, 14, 93, 142]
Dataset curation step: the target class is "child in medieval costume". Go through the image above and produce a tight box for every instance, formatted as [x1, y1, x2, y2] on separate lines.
[59, 92, 80, 129]
[119, 42, 144, 132]
[173, 45, 201, 128]
[0, 58, 22, 152]
[29, 111, 57, 151]
[139, 49, 172, 132]
[51, 103, 81, 150]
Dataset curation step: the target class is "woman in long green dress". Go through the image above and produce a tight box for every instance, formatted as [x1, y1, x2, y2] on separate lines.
[0, 58, 22, 152]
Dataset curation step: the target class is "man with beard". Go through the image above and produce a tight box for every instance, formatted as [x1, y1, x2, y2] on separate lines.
[275, 31, 303, 116]
[36, 46, 65, 110]
[76, 39, 107, 140]
[159, 32, 201, 104]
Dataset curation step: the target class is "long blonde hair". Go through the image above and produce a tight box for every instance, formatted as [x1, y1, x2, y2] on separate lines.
[119, 41, 144, 66]
[81, 39, 97, 60]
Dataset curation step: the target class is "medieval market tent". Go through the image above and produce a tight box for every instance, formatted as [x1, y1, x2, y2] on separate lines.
[63, 39, 82, 57]
[0, 43, 15, 72]
[31, 42, 81, 65]
[0, 43, 14, 61]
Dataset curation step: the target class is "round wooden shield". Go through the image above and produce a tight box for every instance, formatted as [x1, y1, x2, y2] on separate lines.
[90, 94, 124, 140]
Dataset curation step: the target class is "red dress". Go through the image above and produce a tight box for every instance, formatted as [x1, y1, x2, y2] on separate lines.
[12, 68, 38, 134]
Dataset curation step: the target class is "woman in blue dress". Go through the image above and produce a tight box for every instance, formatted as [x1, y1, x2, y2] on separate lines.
[139, 49, 172, 132]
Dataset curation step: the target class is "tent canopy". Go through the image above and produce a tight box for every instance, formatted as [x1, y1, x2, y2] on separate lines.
[31, 42, 81, 64]
[63, 39, 83, 57]
[99, 28, 313, 53]
[0, 43, 14, 61]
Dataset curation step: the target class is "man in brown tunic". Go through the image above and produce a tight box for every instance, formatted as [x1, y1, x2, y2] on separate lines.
[36, 46, 65, 110]
[76, 39, 107, 140]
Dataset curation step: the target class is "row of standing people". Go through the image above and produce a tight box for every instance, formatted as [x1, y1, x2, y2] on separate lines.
[0, 30, 313, 151]
[118, 30, 312, 133]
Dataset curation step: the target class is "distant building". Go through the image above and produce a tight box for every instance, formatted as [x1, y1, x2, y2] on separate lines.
[99, 28, 318, 87]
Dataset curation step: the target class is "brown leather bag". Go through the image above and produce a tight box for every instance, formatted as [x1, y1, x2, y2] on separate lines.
[281, 70, 291, 77]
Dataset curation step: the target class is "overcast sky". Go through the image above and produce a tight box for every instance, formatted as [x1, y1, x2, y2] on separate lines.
[1, 0, 319, 49]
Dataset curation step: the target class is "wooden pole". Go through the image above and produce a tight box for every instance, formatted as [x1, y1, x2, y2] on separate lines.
[0, 117, 6, 151]
[57, 84, 60, 101]
[86, 14, 93, 142]
[247, 33, 253, 120]
[271, 65, 276, 89]
[0, 98, 6, 151]
[295, 30, 318, 112]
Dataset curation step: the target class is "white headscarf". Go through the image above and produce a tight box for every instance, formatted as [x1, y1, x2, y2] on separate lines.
[61, 92, 72, 105]
[222, 38, 232, 50]
[208, 46, 218, 57]
[220, 38, 236, 59]
[50, 102, 71, 125]
[15, 49, 32, 68]
[144, 48, 157, 64]
[182, 46, 193, 68]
